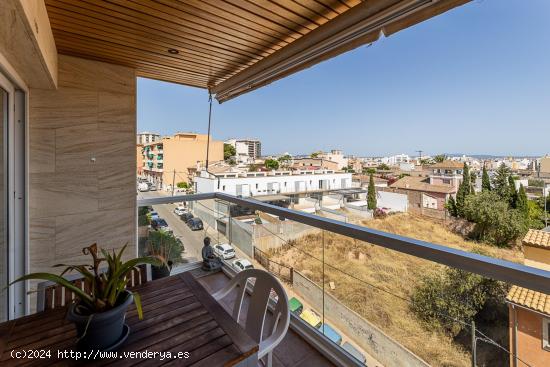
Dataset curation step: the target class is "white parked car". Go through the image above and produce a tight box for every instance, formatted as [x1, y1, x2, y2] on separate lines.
[232, 258, 254, 273]
[174, 206, 186, 216]
[214, 243, 236, 260]
[138, 182, 149, 192]
[150, 211, 159, 221]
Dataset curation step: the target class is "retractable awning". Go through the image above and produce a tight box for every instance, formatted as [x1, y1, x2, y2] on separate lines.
[45, 0, 470, 102]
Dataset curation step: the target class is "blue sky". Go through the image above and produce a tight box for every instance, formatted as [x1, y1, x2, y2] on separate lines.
[137, 0, 550, 157]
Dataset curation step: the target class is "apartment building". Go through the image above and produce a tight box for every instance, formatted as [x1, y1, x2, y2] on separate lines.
[140, 133, 223, 189]
[382, 154, 411, 166]
[540, 156, 550, 178]
[318, 150, 348, 169]
[225, 138, 262, 164]
[429, 160, 464, 187]
[291, 157, 339, 171]
[506, 229, 550, 367]
[136, 131, 161, 145]
[136, 144, 144, 176]
[194, 169, 352, 198]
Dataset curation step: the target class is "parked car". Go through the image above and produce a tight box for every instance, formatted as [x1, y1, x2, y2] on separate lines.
[151, 218, 170, 232]
[174, 206, 186, 216]
[232, 258, 253, 273]
[342, 342, 366, 364]
[148, 182, 157, 191]
[150, 211, 159, 221]
[138, 182, 149, 192]
[179, 212, 194, 223]
[187, 217, 203, 231]
[213, 243, 236, 260]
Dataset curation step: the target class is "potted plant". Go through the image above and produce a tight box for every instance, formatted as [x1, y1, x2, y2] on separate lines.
[146, 230, 184, 279]
[11, 243, 163, 351]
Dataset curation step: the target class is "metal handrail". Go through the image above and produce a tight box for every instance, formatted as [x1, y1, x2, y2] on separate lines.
[137, 192, 550, 294]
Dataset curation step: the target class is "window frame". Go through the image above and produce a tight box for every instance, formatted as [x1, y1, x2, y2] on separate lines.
[543, 318, 550, 351]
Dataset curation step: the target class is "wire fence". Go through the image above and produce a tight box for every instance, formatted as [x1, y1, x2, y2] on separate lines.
[253, 247, 293, 283]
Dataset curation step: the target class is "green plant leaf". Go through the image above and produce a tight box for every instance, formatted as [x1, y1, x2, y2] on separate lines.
[133, 292, 144, 320]
[54, 264, 94, 281]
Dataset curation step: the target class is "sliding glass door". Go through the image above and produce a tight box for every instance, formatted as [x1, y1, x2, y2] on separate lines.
[0, 71, 25, 321]
[0, 84, 8, 322]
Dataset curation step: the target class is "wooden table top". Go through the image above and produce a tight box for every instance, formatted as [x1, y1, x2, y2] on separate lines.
[0, 272, 258, 366]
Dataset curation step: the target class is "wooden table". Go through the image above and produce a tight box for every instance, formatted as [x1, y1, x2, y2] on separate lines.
[0, 272, 258, 366]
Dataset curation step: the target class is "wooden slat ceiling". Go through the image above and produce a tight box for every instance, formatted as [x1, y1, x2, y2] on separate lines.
[45, 0, 362, 89]
[45, 0, 469, 96]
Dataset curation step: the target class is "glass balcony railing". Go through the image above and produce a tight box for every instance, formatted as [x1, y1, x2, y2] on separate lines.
[137, 192, 550, 367]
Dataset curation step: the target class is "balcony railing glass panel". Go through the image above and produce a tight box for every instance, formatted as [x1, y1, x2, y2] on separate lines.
[136, 193, 550, 367]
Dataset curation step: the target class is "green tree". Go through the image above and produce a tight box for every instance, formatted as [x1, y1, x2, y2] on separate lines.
[493, 163, 510, 201]
[223, 143, 236, 161]
[446, 196, 458, 217]
[367, 173, 377, 210]
[516, 184, 528, 216]
[264, 158, 279, 170]
[463, 191, 527, 247]
[310, 151, 321, 158]
[411, 266, 508, 336]
[176, 182, 188, 189]
[508, 176, 518, 208]
[377, 163, 390, 171]
[277, 154, 292, 168]
[455, 163, 471, 217]
[527, 200, 544, 229]
[433, 154, 447, 163]
[363, 167, 376, 175]
[482, 164, 491, 192]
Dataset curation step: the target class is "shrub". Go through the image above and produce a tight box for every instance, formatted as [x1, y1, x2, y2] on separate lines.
[411, 266, 508, 336]
[463, 191, 527, 247]
[146, 231, 184, 264]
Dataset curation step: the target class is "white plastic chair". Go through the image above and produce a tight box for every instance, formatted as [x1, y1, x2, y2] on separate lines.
[212, 269, 290, 367]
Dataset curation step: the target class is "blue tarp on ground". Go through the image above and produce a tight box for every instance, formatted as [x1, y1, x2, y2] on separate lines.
[319, 323, 342, 345]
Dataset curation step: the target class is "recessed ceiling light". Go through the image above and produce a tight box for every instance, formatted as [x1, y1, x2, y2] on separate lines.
[168, 48, 179, 55]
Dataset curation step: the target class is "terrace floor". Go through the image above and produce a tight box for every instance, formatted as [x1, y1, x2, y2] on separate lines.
[196, 270, 336, 367]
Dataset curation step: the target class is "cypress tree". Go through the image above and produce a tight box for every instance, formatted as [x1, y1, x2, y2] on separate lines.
[482, 165, 491, 192]
[493, 163, 510, 201]
[516, 184, 529, 217]
[367, 173, 377, 210]
[446, 196, 458, 217]
[508, 175, 518, 208]
[456, 163, 471, 217]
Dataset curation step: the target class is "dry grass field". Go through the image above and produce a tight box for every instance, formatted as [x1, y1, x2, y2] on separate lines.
[269, 213, 522, 367]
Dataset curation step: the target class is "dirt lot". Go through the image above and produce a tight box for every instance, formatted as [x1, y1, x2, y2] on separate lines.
[269, 213, 523, 367]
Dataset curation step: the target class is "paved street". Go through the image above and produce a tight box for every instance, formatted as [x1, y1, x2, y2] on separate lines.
[137, 190, 230, 263]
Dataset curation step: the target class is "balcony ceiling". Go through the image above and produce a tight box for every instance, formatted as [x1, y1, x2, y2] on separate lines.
[45, 0, 469, 101]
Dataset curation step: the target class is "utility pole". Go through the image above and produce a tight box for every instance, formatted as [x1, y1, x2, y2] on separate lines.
[416, 150, 423, 164]
[471, 321, 477, 367]
[171, 169, 176, 196]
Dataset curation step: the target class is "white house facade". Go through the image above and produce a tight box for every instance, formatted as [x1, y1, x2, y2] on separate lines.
[195, 170, 353, 197]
